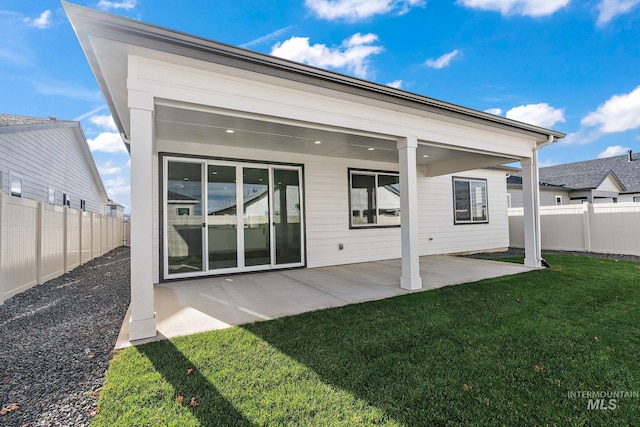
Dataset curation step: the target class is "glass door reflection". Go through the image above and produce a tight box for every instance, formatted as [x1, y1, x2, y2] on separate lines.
[207, 165, 238, 270]
[273, 168, 302, 265]
[166, 161, 203, 274]
[243, 167, 270, 267]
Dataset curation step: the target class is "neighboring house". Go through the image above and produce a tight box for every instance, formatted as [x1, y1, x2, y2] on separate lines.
[106, 199, 125, 217]
[508, 150, 640, 207]
[0, 113, 109, 214]
[65, 2, 565, 341]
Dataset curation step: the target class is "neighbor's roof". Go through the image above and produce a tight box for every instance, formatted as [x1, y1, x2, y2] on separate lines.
[63, 1, 565, 145]
[0, 113, 73, 131]
[509, 152, 640, 194]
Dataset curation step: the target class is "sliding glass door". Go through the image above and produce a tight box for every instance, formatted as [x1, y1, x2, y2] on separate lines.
[166, 161, 204, 274]
[207, 164, 238, 269]
[164, 158, 304, 278]
[273, 168, 302, 266]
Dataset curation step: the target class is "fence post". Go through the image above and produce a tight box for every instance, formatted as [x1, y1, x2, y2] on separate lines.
[582, 203, 592, 252]
[36, 200, 44, 284]
[63, 206, 69, 273]
[0, 192, 4, 304]
[78, 210, 83, 266]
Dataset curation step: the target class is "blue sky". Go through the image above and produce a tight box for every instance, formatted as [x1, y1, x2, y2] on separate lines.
[1, 0, 639, 210]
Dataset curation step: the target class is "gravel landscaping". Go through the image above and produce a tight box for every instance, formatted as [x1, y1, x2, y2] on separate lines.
[463, 247, 640, 263]
[0, 246, 130, 427]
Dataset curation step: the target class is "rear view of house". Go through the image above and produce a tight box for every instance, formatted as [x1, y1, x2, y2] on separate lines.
[64, 2, 565, 341]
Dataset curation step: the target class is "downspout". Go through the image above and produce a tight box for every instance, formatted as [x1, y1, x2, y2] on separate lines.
[536, 135, 555, 268]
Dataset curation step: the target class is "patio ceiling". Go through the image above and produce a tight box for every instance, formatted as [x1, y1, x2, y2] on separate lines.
[155, 102, 518, 174]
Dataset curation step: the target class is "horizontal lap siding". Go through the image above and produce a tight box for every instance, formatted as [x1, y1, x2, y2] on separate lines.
[304, 160, 401, 268]
[419, 170, 509, 255]
[0, 127, 106, 214]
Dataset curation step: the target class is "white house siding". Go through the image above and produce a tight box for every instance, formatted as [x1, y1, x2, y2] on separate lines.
[419, 169, 509, 255]
[598, 175, 622, 192]
[619, 194, 640, 203]
[0, 125, 106, 214]
[155, 140, 509, 276]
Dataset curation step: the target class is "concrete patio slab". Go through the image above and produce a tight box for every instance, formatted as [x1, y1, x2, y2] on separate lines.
[115, 255, 533, 348]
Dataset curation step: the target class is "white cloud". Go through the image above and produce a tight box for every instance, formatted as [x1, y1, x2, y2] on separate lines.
[485, 108, 503, 115]
[241, 26, 294, 49]
[539, 158, 560, 167]
[598, 145, 631, 158]
[505, 103, 565, 127]
[597, 0, 640, 25]
[98, 160, 123, 175]
[271, 33, 383, 78]
[97, 0, 137, 11]
[457, 0, 570, 17]
[305, 0, 425, 21]
[89, 114, 117, 131]
[103, 176, 130, 200]
[581, 86, 640, 134]
[88, 132, 127, 153]
[561, 86, 640, 145]
[387, 80, 403, 88]
[425, 49, 461, 69]
[24, 10, 52, 29]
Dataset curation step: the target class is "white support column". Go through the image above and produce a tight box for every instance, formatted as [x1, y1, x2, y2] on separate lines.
[128, 89, 157, 341]
[521, 152, 542, 268]
[397, 136, 423, 290]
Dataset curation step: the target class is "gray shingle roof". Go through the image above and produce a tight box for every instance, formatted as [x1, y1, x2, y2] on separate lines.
[0, 113, 70, 128]
[509, 152, 640, 194]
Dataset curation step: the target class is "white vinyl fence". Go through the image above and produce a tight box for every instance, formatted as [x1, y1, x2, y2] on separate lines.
[0, 192, 130, 304]
[509, 203, 640, 256]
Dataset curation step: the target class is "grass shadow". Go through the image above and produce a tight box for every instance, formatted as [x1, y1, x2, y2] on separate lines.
[136, 339, 256, 426]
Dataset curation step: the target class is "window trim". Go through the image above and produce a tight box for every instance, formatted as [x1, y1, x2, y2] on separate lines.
[48, 187, 56, 205]
[9, 171, 23, 198]
[348, 168, 401, 229]
[555, 195, 563, 206]
[452, 176, 489, 225]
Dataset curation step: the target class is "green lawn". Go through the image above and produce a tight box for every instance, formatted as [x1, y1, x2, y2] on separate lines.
[93, 255, 640, 426]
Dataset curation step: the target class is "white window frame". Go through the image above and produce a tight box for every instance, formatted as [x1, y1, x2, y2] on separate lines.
[48, 187, 56, 205]
[453, 177, 489, 224]
[555, 195, 563, 205]
[9, 172, 23, 198]
[348, 169, 400, 228]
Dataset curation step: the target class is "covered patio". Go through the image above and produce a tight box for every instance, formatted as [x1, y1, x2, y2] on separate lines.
[115, 255, 532, 348]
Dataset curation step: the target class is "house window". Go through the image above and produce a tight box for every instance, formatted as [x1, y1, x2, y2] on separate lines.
[80, 199, 87, 211]
[48, 187, 56, 204]
[555, 195, 563, 206]
[349, 169, 400, 228]
[63, 193, 71, 207]
[9, 172, 22, 197]
[634, 197, 640, 203]
[453, 177, 488, 224]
